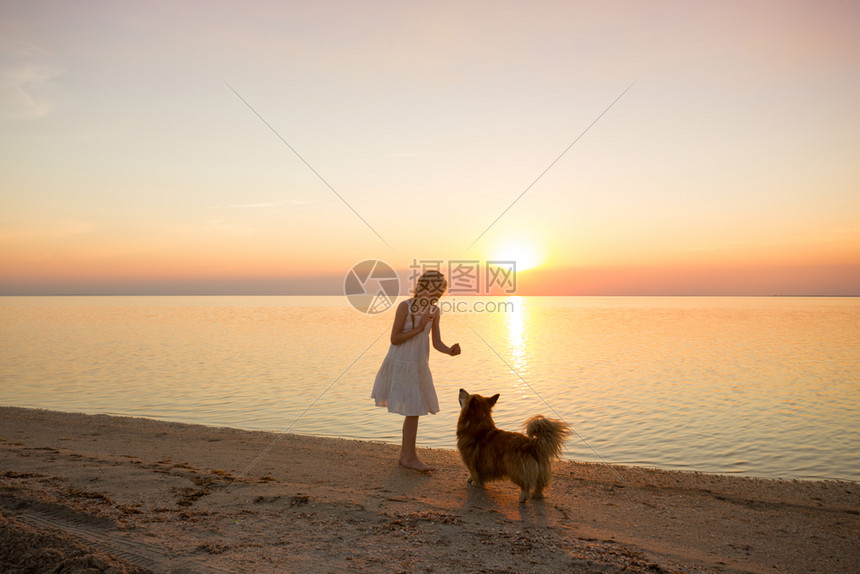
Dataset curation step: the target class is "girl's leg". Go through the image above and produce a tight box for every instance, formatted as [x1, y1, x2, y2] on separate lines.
[399, 416, 435, 472]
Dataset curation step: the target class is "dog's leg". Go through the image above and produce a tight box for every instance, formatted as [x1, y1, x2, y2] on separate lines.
[532, 460, 551, 499]
[467, 471, 484, 488]
[518, 488, 530, 503]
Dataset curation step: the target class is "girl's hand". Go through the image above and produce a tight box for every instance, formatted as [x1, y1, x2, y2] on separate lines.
[449, 343, 461, 356]
[418, 312, 435, 328]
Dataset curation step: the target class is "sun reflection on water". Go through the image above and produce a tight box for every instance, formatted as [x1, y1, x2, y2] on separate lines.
[503, 296, 532, 398]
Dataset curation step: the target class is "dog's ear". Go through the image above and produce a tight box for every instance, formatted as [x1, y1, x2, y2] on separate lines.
[488, 393, 500, 408]
[458, 389, 469, 408]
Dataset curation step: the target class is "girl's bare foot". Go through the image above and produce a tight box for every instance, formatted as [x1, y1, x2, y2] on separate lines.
[399, 457, 436, 472]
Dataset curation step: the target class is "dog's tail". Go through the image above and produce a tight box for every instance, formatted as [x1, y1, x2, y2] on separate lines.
[525, 415, 570, 462]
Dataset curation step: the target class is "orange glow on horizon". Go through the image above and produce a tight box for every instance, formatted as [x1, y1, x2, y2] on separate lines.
[513, 263, 860, 296]
[2, 226, 858, 296]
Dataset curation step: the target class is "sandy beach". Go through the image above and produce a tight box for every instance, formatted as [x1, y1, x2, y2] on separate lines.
[0, 407, 857, 573]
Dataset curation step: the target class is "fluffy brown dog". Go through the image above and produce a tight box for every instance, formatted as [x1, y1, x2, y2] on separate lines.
[457, 389, 570, 503]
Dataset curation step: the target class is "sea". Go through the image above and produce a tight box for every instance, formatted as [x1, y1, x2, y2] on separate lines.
[1, 296, 857, 482]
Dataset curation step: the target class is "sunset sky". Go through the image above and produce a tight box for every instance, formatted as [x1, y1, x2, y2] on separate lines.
[2, 1, 858, 295]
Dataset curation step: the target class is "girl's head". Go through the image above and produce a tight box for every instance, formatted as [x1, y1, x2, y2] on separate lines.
[414, 270, 447, 303]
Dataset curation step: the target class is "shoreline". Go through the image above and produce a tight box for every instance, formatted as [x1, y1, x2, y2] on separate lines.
[4, 404, 855, 484]
[4, 403, 855, 485]
[1, 406, 857, 573]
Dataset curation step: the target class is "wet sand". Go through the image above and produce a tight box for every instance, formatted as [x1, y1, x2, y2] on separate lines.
[1, 406, 857, 573]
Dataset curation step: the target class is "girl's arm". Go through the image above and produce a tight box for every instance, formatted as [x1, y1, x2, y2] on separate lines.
[390, 300, 434, 345]
[431, 311, 460, 356]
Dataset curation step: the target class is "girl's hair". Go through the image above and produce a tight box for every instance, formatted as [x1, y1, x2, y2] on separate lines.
[414, 270, 447, 298]
[411, 270, 447, 327]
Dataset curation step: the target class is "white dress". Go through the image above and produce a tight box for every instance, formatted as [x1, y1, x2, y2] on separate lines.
[371, 301, 440, 416]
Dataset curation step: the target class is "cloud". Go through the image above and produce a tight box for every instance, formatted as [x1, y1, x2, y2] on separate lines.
[0, 39, 59, 120]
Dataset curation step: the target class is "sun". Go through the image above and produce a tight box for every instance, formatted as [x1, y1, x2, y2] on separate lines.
[488, 240, 544, 272]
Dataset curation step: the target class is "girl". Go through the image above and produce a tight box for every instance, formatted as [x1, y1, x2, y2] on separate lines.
[371, 269, 461, 471]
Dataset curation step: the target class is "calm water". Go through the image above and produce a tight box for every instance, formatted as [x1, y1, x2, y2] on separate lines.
[1, 296, 857, 482]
